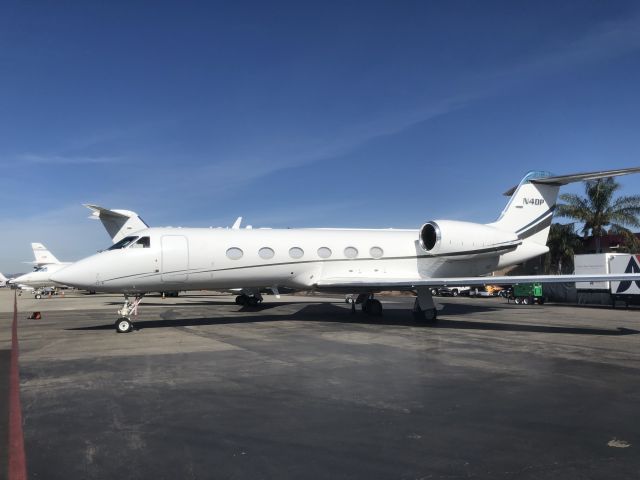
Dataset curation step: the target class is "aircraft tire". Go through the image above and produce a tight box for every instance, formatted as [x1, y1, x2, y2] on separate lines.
[115, 317, 133, 333]
[248, 296, 260, 307]
[35, 294, 42, 300]
[363, 299, 382, 316]
[236, 295, 254, 306]
[413, 308, 437, 324]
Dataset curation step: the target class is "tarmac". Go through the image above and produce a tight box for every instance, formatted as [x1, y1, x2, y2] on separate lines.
[1, 287, 640, 479]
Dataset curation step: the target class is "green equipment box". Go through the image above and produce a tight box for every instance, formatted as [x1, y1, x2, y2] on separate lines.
[511, 283, 544, 305]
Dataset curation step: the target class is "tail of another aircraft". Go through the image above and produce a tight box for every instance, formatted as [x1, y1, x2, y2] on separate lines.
[85, 204, 149, 243]
[488, 167, 640, 246]
[32, 242, 61, 265]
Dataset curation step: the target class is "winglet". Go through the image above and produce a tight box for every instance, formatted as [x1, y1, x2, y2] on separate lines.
[231, 216, 243, 230]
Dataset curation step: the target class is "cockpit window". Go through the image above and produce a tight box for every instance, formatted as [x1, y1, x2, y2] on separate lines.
[107, 236, 139, 250]
[130, 236, 150, 249]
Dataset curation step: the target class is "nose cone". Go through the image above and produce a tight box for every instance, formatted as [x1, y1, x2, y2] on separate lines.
[51, 262, 95, 289]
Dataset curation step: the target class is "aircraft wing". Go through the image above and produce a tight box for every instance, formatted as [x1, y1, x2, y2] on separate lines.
[315, 273, 640, 290]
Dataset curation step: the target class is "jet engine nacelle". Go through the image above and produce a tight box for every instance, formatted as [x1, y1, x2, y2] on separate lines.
[419, 220, 520, 256]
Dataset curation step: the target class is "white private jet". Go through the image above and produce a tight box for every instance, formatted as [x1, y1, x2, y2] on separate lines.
[52, 167, 640, 333]
[10, 208, 149, 297]
[9, 243, 72, 297]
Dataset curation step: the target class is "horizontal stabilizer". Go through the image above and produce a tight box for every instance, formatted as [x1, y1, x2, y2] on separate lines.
[503, 167, 640, 196]
[531, 167, 640, 186]
[85, 204, 132, 219]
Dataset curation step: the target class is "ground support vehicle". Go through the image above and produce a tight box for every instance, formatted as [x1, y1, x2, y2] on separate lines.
[435, 286, 470, 297]
[510, 283, 544, 305]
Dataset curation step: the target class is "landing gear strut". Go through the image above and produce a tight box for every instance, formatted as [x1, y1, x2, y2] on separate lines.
[346, 293, 383, 316]
[362, 295, 383, 316]
[413, 287, 438, 323]
[115, 295, 144, 333]
[235, 293, 263, 307]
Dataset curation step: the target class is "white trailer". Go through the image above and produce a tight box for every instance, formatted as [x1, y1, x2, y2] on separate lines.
[574, 254, 625, 291]
[610, 254, 640, 307]
[575, 253, 640, 307]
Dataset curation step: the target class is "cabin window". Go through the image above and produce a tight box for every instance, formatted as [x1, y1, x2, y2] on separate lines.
[370, 246, 384, 258]
[107, 236, 138, 250]
[317, 247, 332, 259]
[226, 247, 244, 260]
[131, 236, 151, 248]
[289, 247, 304, 259]
[344, 246, 358, 259]
[258, 247, 275, 260]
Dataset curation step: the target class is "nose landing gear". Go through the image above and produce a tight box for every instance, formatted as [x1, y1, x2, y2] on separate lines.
[115, 295, 144, 333]
[116, 317, 133, 333]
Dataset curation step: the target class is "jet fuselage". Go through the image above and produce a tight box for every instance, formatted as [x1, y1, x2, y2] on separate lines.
[51, 226, 547, 294]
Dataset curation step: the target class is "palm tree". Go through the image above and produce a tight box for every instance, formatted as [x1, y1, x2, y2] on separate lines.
[544, 223, 583, 273]
[555, 177, 640, 253]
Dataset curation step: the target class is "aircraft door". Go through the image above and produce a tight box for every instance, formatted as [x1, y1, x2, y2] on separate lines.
[161, 235, 189, 282]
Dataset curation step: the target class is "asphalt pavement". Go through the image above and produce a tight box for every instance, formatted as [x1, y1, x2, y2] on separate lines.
[1, 288, 639, 479]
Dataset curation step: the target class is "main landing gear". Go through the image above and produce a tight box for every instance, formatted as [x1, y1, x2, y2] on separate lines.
[235, 293, 263, 307]
[345, 290, 437, 322]
[115, 295, 144, 333]
[413, 287, 438, 323]
[346, 294, 383, 316]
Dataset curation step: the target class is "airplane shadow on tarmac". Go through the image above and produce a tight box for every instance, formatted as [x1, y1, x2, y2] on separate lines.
[67, 301, 639, 336]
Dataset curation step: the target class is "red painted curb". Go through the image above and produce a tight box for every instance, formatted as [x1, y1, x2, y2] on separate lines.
[8, 291, 27, 480]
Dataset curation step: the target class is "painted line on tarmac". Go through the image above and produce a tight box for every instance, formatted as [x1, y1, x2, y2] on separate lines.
[8, 291, 26, 480]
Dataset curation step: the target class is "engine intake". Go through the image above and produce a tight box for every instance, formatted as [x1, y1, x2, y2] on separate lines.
[419, 222, 440, 251]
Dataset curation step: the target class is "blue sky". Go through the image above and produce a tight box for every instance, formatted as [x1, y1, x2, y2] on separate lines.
[2, 1, 640, 272]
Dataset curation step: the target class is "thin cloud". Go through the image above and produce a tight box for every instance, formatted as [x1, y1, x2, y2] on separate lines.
[18, 153, 122, 165]
[177, 14, 640, 194]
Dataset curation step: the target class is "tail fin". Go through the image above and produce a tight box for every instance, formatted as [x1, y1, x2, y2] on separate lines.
[489, 167, 640, 246]
[0, 272, 7, 283]
[31, 242, 61, 265]
[84, 204, 149, 243]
